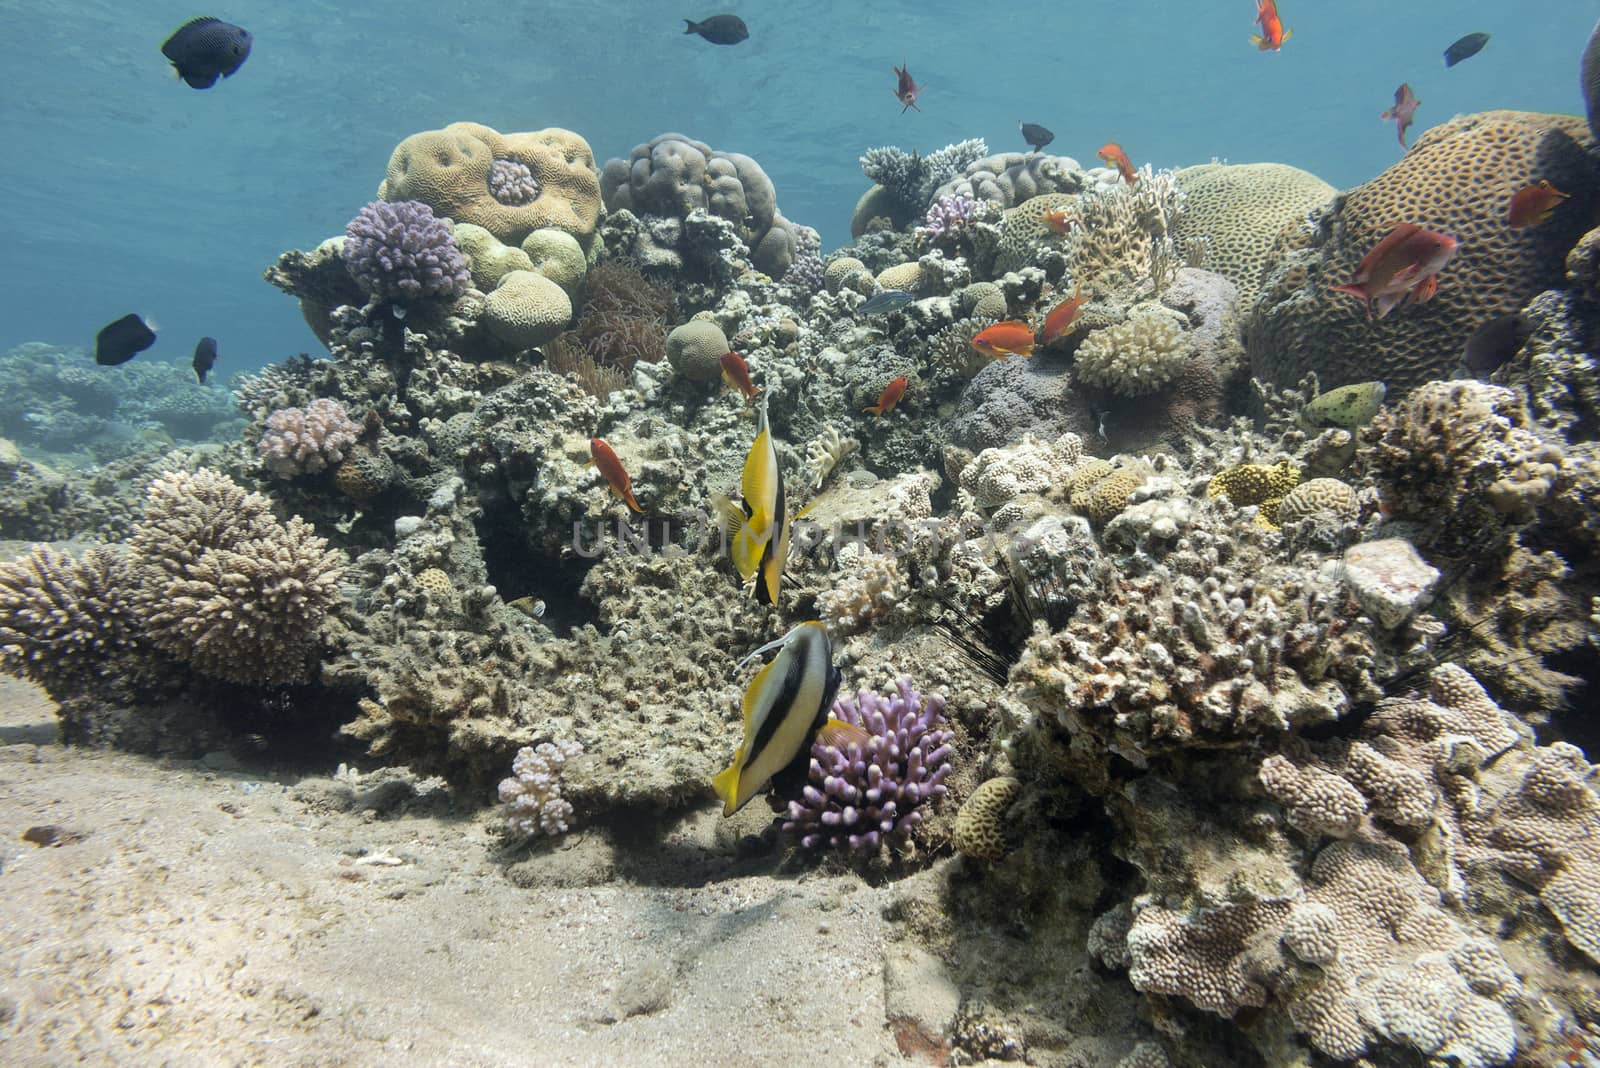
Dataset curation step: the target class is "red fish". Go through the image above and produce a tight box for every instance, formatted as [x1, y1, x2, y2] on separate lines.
[1380, 83, 1420, 148]
[1097, 142, 1138, 185]
[1507, 180, 1570, 228]
[719, 351, 759, 401]
[971, 321, 1036, 359]
[1042, 207, 1075, 234]
[863, 375, 909, 417]
[1330, 223, 1458, 320]
[892, 63, 924, 113]
[589, 437, 643, 513]
[1249, 0, 1292, 50]
[1041, 282, 1090, 346]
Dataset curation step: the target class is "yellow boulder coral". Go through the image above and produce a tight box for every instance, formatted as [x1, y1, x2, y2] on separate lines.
[953, 776, 1020, 861]
[875, 261, 923, 292]
[1172, 162, 1335, 306]
[483, 270, 573, 351]
[379, 122, 602, 249]
[453, 223, 534, 292]
[1207, 459, 1301, 506]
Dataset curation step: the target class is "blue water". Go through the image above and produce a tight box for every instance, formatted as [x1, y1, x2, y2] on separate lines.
[0, 1, 1587, 369]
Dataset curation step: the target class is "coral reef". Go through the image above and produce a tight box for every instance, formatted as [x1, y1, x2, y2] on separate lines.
[857, 139, 988, 225]
[782, 678, 951, 852]
[1072, 304, 1192, 396]
[498, 739, 583, 838]
[257, 397, 361, 478]
[931, 151, 1085, 210]
[952, 775, 1019, 861]
[1250, 110, 1597, 396]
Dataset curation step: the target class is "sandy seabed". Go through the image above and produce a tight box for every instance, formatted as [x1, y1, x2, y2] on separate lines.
[0, 677, 918, 1067]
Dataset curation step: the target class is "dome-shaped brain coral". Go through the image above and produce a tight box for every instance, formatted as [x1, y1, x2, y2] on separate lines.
[953, 776, 1020, 861]
[1249, 110, 1597, 397]
[378, 122, 603, 249]
[1172, 162, 1335, 307]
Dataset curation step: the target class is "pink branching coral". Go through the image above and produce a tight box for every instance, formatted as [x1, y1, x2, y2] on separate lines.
[257, 398, 360, 478]
[498, 740, 583, 837]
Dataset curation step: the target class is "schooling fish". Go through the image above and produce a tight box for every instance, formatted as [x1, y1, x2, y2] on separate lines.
[1507, 180, 1570, 228]
[712, 621, 842, 816]
[1443, 32, 1489, 68]
[717, 396, 791, 605]
[95, 314, 157, 366]
[1381, 84, 1421, 148]
[970, 320, 1036, 359]
[720, 351, 759, 402]
[1250, 0, 1292, 51]
[1330, 223, 1458, 320]
[161, 17, 252, 90]
[863, 375, 909, 417]
[1020, 122, 1055, 152]
[191, 336, 218, 383]
[893, 63, 925, 113]
[1097, 142, 1138, 185]
[858, 289, 915, 316]
[1460, 314, 1533, 377]
[589, 437, 644, 514]
[684, 14, 748, 45]
[1040, 282, 1090, 347]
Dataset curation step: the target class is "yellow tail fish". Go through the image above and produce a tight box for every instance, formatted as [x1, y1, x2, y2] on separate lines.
[717, 395, 792, 605]
[712, 621, 842, 816]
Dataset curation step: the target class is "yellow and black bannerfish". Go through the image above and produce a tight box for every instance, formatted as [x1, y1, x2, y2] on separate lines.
[718, 395, 792, 606]
[712, 621, 843, 816]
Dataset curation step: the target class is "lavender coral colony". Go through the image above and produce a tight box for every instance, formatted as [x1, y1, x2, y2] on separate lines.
[784, 678, 952, 851]
[341, 199, 469, 304]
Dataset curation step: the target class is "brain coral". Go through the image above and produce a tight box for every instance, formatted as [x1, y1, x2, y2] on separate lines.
[1249, 110, 1596, 397]
[1171, 162, 1334, 307]
[483, 270, 574, 351]
[600, 132, 802, 277]
[378, 122, 602, 249]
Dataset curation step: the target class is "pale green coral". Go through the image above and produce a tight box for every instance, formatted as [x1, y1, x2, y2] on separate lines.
[1073, 305, 1190, 396]
[454, 223, 534, 292]
[521, 228, 588, 295]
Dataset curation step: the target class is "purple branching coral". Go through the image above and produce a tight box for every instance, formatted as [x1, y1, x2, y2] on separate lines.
[498, 740, 583, 838]
[918, 192, 979, 242]
[257, 397, 360, 478]
[783, 678, 952, 851]
[782, 251, 826, 293]
[342, 200, 470, 303]
[487, 158, 542, 206]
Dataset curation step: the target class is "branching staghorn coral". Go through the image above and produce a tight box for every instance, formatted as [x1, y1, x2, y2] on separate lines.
[860, 139, 989, 216]
[1065, 169, 1185, 293]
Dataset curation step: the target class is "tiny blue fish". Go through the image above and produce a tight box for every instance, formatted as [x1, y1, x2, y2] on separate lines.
[857, 290, 915, 316]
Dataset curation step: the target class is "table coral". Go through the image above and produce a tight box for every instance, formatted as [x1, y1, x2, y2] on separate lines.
[1249, 110, 1596, 396]
[379, 122, 602, 248]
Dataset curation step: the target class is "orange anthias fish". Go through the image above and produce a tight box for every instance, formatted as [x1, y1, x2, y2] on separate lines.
[1507, 180, 1571, 228]
[1097, 142, 1138, 185]
[971, 320, 1036, 359]
[1249, 0, 1292, 51]
[589, 437, 643, 513]
[1330, 223, 1459, 320]
[1380, 83, 1420, 148]
[864, 375, 909, 417]
[893, 63, 924, 113]
[1042, 207, 1075, 234]
[720, 351, 759, 401]
[1040, 282, 1090, 346]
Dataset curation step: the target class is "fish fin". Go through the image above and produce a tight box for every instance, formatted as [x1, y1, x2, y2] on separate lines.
[624, 489, 645, 514]
[736, 624, 806, 672]
[1249, 34, 1264, 47]
[817, 718, 874, 752]
[711, 762, 743, 816]
[1281, 28, 1292, 42]
[683, 19, 698, 33]
[863, 404, 883, 416]
[1373, 290, 1407, 319]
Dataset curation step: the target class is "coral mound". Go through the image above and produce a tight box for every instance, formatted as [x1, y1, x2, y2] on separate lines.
[378, 122, 602, 248]
[1249, 110, 1596, 396]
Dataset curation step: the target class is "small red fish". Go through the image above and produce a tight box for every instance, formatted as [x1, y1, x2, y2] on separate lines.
[1042, 207, 1075, 234]
[971, 321, 1036, 359]
[863, 375, 909, 417]
[892, 63, 924, 113]
[1330, 223, 1458, 320]
[1040, 282, 1090, 346]
[1097, 142, 1138, 185]
[1507, 180, 1571, 228]
[1249, 0, 1292, 50]
[1380, 83, 1420, 148]
[589, 437, 643, 513]
[719, 351, 759, 401]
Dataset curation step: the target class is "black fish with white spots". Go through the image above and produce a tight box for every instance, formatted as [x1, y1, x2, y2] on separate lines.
[95, 314, 157, 366]
[162, 17, 252, 89]
[684, 14, 748, 45]
[192, 337, 219, 383]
